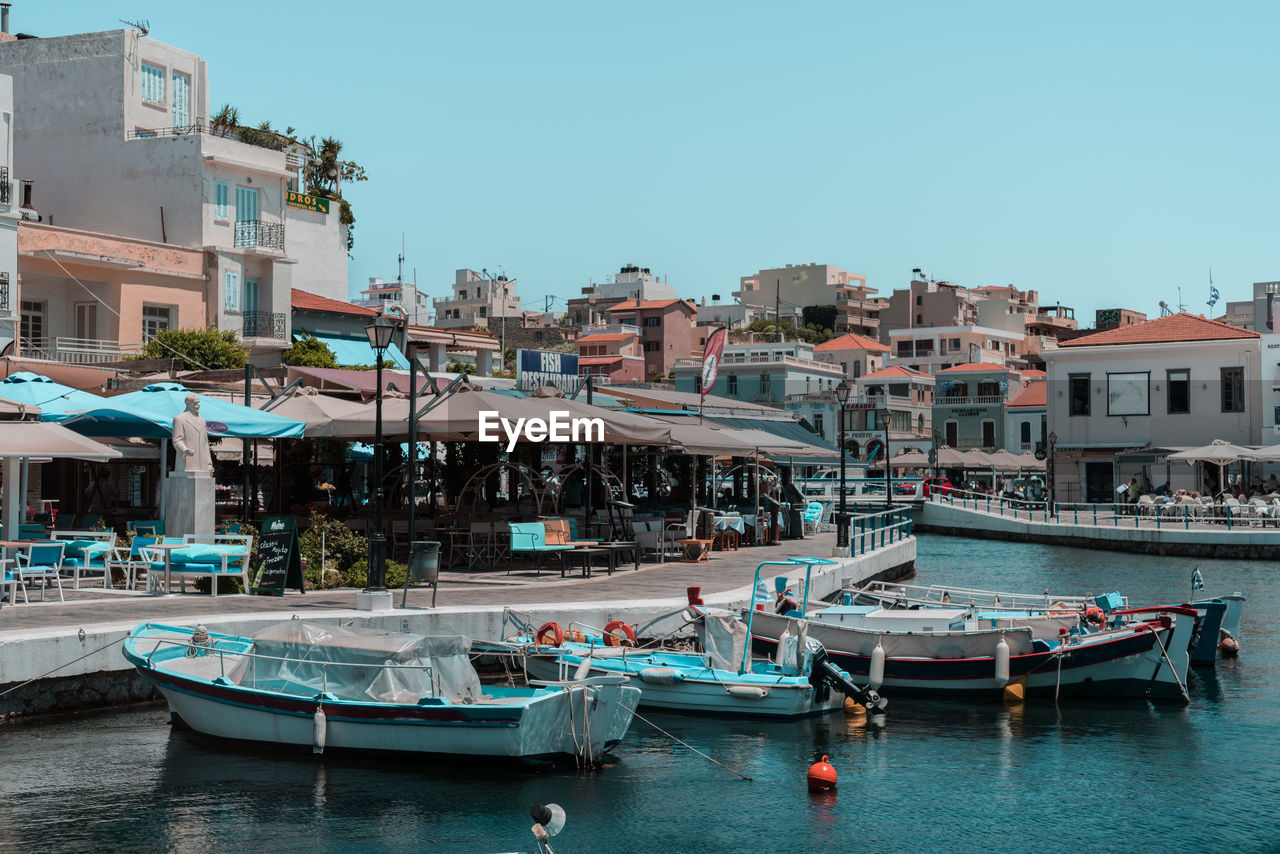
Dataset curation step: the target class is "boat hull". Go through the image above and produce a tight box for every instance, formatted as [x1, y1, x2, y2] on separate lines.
[748, 609, 1193, 702]
[523, 649, 845, 718]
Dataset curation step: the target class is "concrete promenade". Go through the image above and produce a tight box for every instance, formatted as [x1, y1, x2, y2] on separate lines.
[0, 531, 917, 716]
[920, 497, 1280, 558]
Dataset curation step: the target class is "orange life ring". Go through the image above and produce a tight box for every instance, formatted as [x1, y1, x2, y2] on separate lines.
[535, 621, 564, 647]
[603, 620, 636, 647]
[1085, 606, 1105, 626]
[1048, 601, 1073, 616]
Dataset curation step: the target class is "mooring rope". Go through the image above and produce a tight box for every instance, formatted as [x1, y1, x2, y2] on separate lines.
[631, 709, 753, 781]
[0, 634, 128, 699]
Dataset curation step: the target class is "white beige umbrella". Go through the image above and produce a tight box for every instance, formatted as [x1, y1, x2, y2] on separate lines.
[1243, 444, 1280, 461]
[1167, 439, 1253, 491]
[0, 423, 121, 540]
[261, 390, 381, 439]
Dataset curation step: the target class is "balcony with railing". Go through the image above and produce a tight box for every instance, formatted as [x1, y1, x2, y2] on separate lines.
[936, 395, 1006, 406]
[18, 337, 143, 363]
[242, 311, 287, 340]
[234, 221, 286, 252]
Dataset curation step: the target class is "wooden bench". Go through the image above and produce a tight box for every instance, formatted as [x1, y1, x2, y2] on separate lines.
[677, 538, 713, 562]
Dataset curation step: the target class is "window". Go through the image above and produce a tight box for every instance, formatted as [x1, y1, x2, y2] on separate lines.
[243, 278, 259, 313]
[1069, 373, 1091, 416]
[223, 271, 240, 312]
[1020, 421, 1032, 449]
[728, 374, 738, 395]
[133, 128, 156, 138]
[1167, 369, 1190, 414]
[141, 63, 165, 104]
[644, 316, 660, 327]
[643, 340, 659, 352]
[479, 307, 487, 318]
[852, 361, 861, 379]
[1221, 367, 1245, 413]
[944, 420, 958, 446]
[759, 373, 771, 397]
[915, 295, 923, 306]
[142, 305, 172, 341]
[235, 186, 258, 222]
[20, 300, 44, 349]
[171, 71, 190, 127]
[75, 303, 98, 339]
[214, 181, 229, 220]
[814, 412, 824, 438]
[916, 314, 923, 324]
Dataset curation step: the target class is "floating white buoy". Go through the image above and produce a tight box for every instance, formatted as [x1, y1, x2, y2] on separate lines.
[574, 657, 593, 681]
[313, 706, 327, 754]
[869, 639, 885, 690]
[995, 636, 1010, 688]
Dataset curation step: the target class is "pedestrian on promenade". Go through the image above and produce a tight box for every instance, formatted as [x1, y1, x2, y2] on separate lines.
[1125, 478, 1140, 504]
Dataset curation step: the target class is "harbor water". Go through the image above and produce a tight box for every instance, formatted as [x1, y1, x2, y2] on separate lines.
[0, 533, 1275, 853]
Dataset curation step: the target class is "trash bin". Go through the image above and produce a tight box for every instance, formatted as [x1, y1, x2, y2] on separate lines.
[408, 541, 441, 584]
[784, 508, 805, 540]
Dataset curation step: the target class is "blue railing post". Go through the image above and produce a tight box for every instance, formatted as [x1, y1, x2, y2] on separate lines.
[1092, 504, 1097, 525]
[1074, 505, 1078, 525]
[1227, 507, 1232, 531]
[1184, 505, 1189, 530]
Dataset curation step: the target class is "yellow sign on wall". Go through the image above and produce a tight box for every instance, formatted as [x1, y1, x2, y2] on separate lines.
[286, 191, 330, 214]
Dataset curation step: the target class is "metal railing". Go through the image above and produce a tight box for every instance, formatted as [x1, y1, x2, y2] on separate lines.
[242, 311, 286, 340]
[933, 490, 1280, 531]
[51, 337, 144, 364]
[936, 395, 1006, 406]
[843, 506, 914, 556]
[0, 166, 8, 205]
[234, 220, 286, 251]
[0, 272, 8, 311]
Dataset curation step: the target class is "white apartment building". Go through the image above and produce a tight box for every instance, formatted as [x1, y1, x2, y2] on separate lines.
[353, 277, 431, 326]
[887, 325, 1025, 375]
[737, 263, 869, 315]
[567, 264, 676, 327]
[1044, 313, 1262, 502]
[433, 269, 521, 329]
[0, 27, 350, 359]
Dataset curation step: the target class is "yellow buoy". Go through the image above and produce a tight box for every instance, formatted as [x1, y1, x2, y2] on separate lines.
[1002, 677, 1026, 705]
[843, 696, 867, 716]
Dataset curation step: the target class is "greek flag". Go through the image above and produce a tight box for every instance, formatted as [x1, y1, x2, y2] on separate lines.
[1192, 567, 1205, 591]
[1208, 285, 1220, 308]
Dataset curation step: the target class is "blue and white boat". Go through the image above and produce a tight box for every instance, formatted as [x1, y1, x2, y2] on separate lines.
[514, 559, 886, 718]
[124, 621, 641, 764]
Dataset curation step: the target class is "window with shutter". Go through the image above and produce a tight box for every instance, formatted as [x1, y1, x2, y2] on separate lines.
[224, 271, 240, 312]
[214, 181, 229, 220]
[171, 71, 190, 127]
[141, 63, 164, 104]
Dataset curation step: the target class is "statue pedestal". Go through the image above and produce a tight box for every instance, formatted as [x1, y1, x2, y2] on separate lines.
[163, 471, 215, 539]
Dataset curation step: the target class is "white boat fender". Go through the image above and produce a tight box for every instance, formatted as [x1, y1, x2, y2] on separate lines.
[869, 639, 886, 690]
[313, 705, 327, 755]
[639, 667, 685, 685]
[574, 657, 593, 681]
[994, 635, 1010, 688]
[726, 685, 769, 700]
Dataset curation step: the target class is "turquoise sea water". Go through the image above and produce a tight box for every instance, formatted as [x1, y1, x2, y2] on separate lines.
[0, 533, 1275, 853]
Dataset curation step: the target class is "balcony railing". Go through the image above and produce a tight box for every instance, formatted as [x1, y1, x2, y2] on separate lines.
[0, 272, 8, 311]
[937, 395, 1005, 406]
[753, 392, 777, 403]
[242, 311, 286, 340]
[234, 221, 286, 251]
[0, 166, 8, 205]
[50, 337, 144, 364]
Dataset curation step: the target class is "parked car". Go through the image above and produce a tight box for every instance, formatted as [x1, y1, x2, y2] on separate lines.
[920, 477, 953, 498]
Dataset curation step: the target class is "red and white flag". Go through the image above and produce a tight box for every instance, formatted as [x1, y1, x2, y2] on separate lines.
[701, 326, 727, 401]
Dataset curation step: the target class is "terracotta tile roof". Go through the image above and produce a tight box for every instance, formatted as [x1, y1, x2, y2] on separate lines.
[292, 288, 377, 317]
[1061, 312, 1259, 347]
[936, 362, 1016, 373]
[577, 332, 636, 343]
[1007, 380, 1047, 409]
[1018, 369, 1046, 377]
[814, 333, 889, 353]
[605, 298, 692, 312]
[859, 365, 934, 382]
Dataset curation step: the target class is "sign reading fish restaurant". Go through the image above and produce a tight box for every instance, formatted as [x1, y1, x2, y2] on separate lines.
[285, 191, 331, 214]
[516, 349, 579, 391]
[479, 411, 604, 451]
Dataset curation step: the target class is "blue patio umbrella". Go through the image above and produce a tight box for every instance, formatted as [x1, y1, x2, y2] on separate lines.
[0, 371, 104, 421]
[61, 382, 305, 439]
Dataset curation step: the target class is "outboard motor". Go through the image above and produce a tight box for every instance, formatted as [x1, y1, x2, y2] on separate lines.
[805, 639, 888, 712]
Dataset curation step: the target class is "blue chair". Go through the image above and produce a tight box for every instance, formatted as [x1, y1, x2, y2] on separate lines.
[16, 542, 65, 602]
[53, 531, 116, 589]
[507, 522, 573, 576]
[802, 502, 824, 534]
[108, 535, 161, 591]
[128, 520, 166, 537]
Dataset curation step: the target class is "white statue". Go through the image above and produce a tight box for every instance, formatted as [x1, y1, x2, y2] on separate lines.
[171, 393, 213, 475]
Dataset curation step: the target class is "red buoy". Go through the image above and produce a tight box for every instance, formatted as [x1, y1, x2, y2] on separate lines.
[1220, 634, 1240, 658]
[807, 755, 837, 792]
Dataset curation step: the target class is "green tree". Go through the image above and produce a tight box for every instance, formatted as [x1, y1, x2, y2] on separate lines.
[446, 357, 476, 374]
[283, 334, 338, 368]
[133, 328, 247, 371]
[802, 305, 838, 333]
[743, 316, 833, 345]
[305, 136, 368, 255]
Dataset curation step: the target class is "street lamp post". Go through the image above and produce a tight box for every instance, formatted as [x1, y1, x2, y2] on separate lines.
[363, 313, 396, 599]
[835, 380, 852, 549]
[879, 408, 892, 511]
[1047, 430, 1057, 518]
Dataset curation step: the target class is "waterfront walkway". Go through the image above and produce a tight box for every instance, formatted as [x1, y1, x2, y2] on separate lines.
[920, 496, 1280, 558]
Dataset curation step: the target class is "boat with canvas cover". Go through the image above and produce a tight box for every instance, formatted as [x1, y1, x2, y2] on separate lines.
[849, 580, 1245, 665]
[123, 621, 641, 764]
[746, 563, 1195, 702]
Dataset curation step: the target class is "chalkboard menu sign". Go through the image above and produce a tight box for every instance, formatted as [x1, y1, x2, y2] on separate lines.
[251, 515, 304, 596]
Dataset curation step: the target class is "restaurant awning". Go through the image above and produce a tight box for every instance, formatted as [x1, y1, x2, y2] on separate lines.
[61, 383, 306, 439]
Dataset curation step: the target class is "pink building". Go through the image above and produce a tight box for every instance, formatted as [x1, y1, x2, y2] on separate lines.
[605, 298, 697, 380]
[577, 331, 644, 383]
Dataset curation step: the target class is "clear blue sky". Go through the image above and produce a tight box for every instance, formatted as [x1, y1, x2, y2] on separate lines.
[18, 1, 1280, 321]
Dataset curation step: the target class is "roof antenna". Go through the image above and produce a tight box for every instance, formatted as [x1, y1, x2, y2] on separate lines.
[120, 18, 150, 36]
[397, 232, 404, 283]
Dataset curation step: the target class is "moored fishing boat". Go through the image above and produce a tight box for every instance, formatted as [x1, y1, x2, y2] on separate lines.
[124, 621, 641, 764]
[508, 610, 884, 718]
